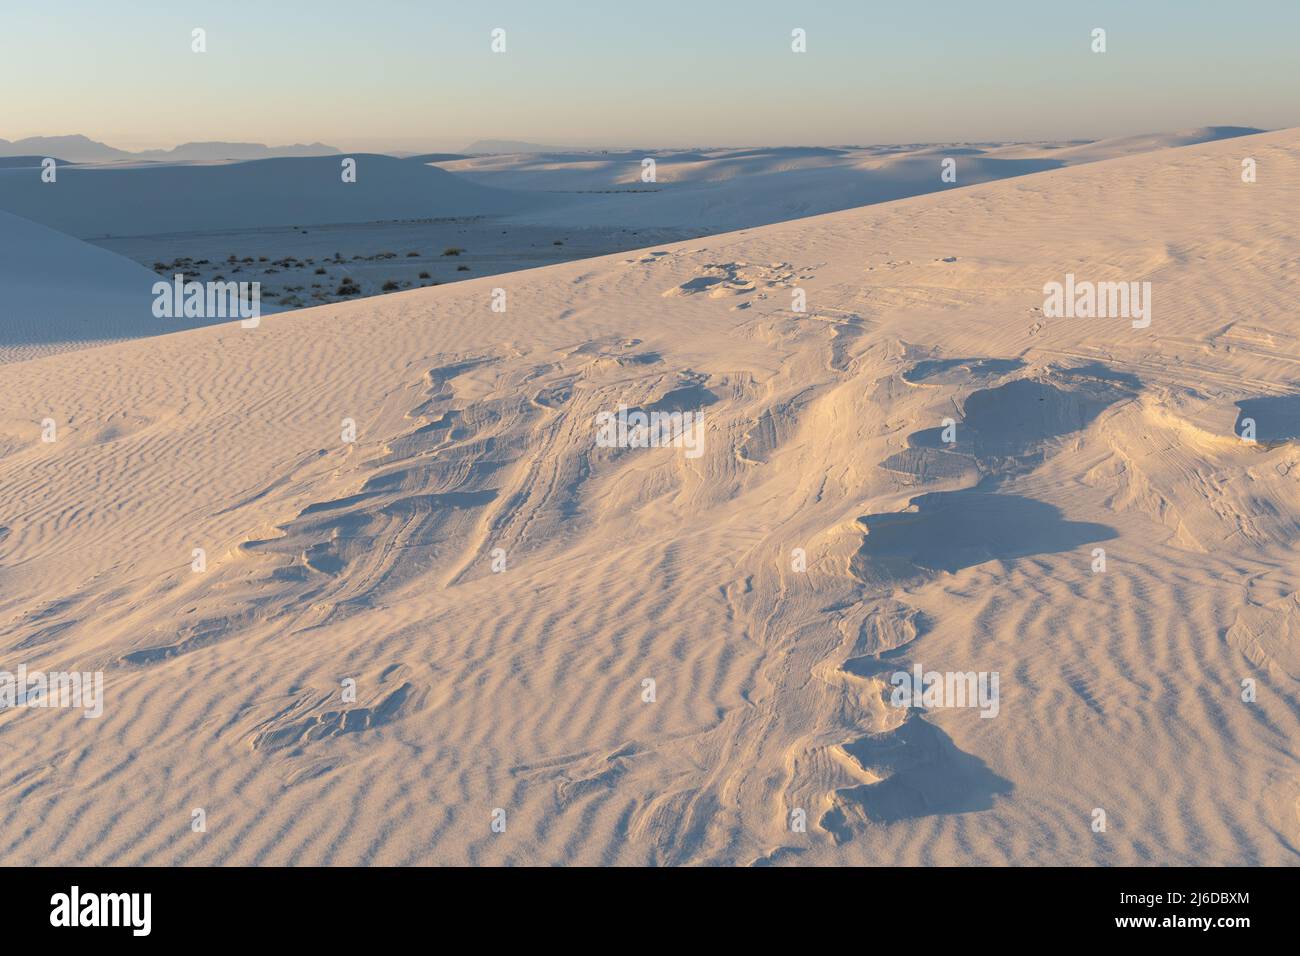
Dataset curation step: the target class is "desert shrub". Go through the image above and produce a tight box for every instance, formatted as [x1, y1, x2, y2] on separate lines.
[457, 265, 469, 271]
[315, 267, 327, 274]
[381, 279, 400, 291]
[442, 247, 464, 256]
[418, 271, 430, 279]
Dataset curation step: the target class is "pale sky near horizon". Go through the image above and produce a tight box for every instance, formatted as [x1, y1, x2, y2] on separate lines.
[3, 1, 1297, 152]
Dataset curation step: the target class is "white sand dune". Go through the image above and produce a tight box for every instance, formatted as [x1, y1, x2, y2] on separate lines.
[0, 130, 1261, 352]
[1037, 125, 1265, 163]
[0, 130, 1296, 865]
[440, 127, 1266, 232]
[0, 209, 184, 363]
[0, 154, 549, 239]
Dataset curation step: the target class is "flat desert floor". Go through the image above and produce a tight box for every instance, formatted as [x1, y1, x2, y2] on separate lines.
[0, 130, 1297, 865]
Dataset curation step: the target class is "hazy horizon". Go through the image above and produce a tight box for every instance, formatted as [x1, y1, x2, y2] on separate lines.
[4, 0, 1298, 152]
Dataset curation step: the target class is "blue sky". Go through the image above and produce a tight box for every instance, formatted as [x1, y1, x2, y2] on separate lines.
[3, 1, 1297, 150]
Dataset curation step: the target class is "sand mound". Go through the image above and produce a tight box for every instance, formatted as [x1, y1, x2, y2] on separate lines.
[0, 154, 546, 238]
[0, 209, 189, 363]
[441, 130, 1277, 233]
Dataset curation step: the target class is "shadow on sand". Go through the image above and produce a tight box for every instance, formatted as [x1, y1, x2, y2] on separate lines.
[821, 713, 1014, 837]
[852, 490, 1116, 584]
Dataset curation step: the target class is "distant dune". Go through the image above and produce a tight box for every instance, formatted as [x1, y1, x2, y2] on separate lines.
[1001, 125, 1264, 163]
[1, 130, 1295, 865]
[441, 127, 1272, 232]
[0, 154, 548, 237]
[462, 138, 581, 154]
[2, 128, 1264, 244]
[402, 153, 472, 164]
[0, 156, 73, 168]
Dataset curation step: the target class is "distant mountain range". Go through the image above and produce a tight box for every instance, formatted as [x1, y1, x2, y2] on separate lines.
[0, 134, 341, 163]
